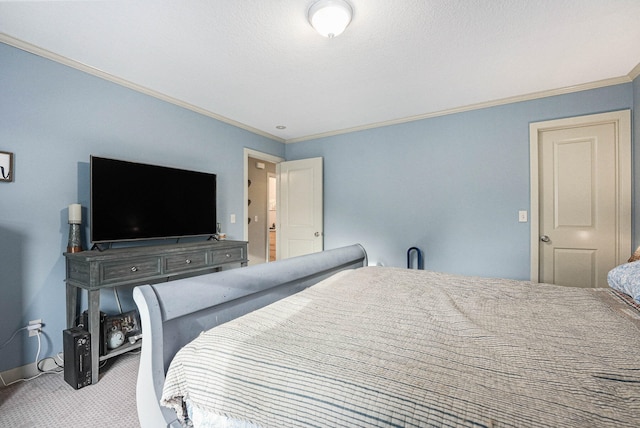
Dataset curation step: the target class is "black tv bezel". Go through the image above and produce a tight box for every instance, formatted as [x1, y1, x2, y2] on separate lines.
[90, 156, 217, 244]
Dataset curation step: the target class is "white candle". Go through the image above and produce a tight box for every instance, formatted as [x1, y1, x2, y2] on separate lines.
[69, 204, 82, 224]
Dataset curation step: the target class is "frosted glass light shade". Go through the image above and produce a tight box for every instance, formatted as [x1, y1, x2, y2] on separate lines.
[309, 0, 353, 38]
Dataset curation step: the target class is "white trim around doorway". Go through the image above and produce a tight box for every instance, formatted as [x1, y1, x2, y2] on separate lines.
[243, 149, 284, 243]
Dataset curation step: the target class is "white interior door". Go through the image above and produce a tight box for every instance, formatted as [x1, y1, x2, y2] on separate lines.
[530, 111, 631, 287]
[277, 157, 323, 259]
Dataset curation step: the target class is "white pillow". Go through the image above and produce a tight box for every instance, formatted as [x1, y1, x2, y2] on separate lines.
[607, 262, 640, 303]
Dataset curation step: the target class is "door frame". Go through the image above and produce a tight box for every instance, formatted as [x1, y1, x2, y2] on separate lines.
[243, 148, 284, 244]
[529, 110, 631, 282]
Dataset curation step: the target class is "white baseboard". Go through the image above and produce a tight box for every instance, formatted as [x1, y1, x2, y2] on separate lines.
[0, 355, 63, 388]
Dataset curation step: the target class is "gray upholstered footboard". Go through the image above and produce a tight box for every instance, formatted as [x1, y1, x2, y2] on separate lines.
[133, 244, 367, 428]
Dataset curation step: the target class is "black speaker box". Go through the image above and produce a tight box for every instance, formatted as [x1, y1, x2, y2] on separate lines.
[63, 327, 92, 389]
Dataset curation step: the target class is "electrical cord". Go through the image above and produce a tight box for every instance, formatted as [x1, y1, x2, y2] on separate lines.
[0, 326, 28, 350]
[37, 352, 64, 373]
[0, 329, 63, 387]
[113, 287, 123, 314]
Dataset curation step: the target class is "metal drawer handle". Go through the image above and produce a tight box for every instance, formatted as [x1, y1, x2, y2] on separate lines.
[185, 259, 192, 264]
[130, 266, 138, 272]
[225, 253, 231, 258]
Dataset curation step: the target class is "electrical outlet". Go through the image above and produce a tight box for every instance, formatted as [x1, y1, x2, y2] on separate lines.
[518, 210, 528, 223]
[28, 319, 42, 337]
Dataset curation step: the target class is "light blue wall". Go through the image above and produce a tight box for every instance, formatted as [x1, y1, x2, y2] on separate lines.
[1, 39, 637, 373]
[0, 43, 284, 371]
[286, 84, 636, 277]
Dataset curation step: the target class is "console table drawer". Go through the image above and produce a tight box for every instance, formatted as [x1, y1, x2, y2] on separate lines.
[100, 257, 162, 284]
[165, 251, 208, 273]
[210, 247, 244, 265]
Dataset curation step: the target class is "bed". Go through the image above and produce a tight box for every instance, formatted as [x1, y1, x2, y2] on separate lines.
[133, 244, 640, 427]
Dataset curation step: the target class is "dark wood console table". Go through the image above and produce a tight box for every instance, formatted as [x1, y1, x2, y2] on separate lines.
[64, 240, 248, 385]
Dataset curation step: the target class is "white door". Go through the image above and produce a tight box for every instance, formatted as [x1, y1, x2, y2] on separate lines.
[530, 111, 631, 287]
[277, 157, 323, 259]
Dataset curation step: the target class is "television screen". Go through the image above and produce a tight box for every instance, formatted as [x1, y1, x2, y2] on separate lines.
[90, 156, 217, 243]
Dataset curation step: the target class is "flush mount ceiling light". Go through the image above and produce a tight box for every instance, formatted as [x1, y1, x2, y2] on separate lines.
[308, 0, 353, 38]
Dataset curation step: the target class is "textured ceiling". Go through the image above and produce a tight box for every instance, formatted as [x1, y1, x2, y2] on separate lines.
[1, 0, 639, 143]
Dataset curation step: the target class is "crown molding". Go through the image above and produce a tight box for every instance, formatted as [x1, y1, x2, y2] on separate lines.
[285, 75, 632, 143]
[0, 33, 285, 144]
[2, 33, 635, 146]
[628, 62, 640, 81]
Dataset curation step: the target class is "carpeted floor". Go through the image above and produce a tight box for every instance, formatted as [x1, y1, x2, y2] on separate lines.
[0, 351, 140, 428]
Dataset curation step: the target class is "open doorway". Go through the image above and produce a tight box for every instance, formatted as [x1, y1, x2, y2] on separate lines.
[247, 157, 277, 264]
[268, 173, 277, 261]
[244, 149, 284, 266]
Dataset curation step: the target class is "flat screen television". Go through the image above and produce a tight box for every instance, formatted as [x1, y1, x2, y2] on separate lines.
[90, 156, 217, 244]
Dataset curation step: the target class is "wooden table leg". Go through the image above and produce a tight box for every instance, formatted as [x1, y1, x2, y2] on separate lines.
[88, 289, 100, 385]
[65, 283, 79, 329]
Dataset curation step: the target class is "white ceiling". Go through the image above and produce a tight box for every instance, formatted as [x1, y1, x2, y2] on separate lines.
[1, 1, 639, 143]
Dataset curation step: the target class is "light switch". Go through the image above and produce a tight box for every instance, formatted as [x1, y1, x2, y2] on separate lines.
[230, 214, 236, 224]
[254, 215, 259, 222]
[518, 211, 528, 223]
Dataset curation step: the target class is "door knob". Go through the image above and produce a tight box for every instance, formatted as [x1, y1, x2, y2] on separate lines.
[314, 232, 320, 237]
[540, 235, 550, 242]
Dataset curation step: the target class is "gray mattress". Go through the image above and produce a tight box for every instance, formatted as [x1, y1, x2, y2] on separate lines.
[161, 267, 640, 427]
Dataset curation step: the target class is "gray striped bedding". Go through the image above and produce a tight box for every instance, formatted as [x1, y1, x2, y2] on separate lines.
[161, 267, 640, 427]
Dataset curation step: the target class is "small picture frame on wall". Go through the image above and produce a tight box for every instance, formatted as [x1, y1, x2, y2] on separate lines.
[0, 151, 14, 182]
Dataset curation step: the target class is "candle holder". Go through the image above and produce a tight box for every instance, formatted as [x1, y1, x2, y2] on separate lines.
[67, 203, 83, 253]
[67, 223, 82, 253]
